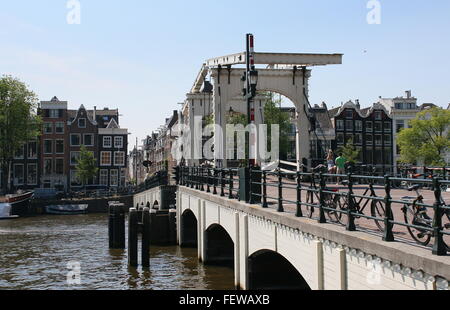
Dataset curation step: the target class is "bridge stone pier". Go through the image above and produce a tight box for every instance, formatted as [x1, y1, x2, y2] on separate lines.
[177, 186, 450, 290]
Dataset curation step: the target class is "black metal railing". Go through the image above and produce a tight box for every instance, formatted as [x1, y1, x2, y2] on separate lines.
[135, 170, 169, 193]
[177, 165, 450, 256]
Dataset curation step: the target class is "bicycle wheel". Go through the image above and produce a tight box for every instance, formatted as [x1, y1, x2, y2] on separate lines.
[371, 200, 392, 232]
[304, 190, 315, 219]
[324, 194, 343, 224]
[403, 206, 432, 246]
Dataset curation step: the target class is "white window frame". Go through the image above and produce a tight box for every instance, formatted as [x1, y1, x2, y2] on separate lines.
[55, 122, 65, 134]
[99, 170, 108, 186]
[114, 151, 125, 166]
[27, 163, 38, 185]
[100, 151, 112, 166]
[55, 139, 65, 154]
[28, 141, 38, 159]
[49, 109, 60, 118]
[70, 134, 81, 147]
[103, 136, 112, 148]
[110, 169, 119, 187]
[14, 145, 25, 159]
[84, 134, 94, 147]
[78, 118, 86, 128]
[44, 122, 53, 134]
[114, 136, 123, 148]
[13, 164, 24, 185]
[44, 158, 53, 176]
[44, 139, 53, 155]
[55, 158, 64, 175]
[70, 152, 81, 166]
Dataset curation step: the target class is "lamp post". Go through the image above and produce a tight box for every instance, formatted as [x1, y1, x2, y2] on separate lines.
[244, 33, 258, 167]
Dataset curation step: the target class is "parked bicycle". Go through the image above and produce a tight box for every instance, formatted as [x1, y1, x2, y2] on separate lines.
[334, 180, 391, 231]
[401, 184, 450, 250]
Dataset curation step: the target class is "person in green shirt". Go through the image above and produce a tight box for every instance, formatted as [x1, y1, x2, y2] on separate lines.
[335, 153, 346, 184]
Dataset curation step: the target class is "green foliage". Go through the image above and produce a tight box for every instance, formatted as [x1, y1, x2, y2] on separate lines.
[76, 145, 99, 187]
[397, 107, 450, 166]
[228, 112, 247, 126]
[338, 139, 360, 164]
[0, 75, 42, 192]
[263, 93, 292, 160]
[204, 114, 214, 126]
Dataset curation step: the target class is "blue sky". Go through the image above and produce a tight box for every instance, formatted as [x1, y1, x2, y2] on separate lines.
[1, 0, 449, 148]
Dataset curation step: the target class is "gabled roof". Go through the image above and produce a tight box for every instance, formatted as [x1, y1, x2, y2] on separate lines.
[69, 105, 97, 126]
[106, 118, 120, 129]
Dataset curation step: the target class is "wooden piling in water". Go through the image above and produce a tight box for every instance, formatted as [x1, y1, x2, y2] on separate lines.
[142, 207, 151, 268]
[128, 208, 138, 267]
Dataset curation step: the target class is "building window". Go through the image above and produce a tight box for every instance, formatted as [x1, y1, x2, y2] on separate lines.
[70, 152, 80, 166]
[374, 148, 383, 165]
[114, 136, 123, 148]
[337, 133, 344, 144]
[28, 141, 37, 159]
[14, 145, 25, 159]
[375, 134, 382, 146]
[55, 122, 64, 134]
[355, 120, 362, 131]
[366, 121, 373, 132]
[110, 170, 119, 187]
[44, 140, 53, 154]
[44, 123, 53, 134]
[49, 109, 61, 118]
[103, 136, 112, 148]
[70, 170, 81, 187]
[84, 134, 94, 146]
[55, 158, 64, 175]
[71, 134, 81, 146]
[13, 164, 24, 185]
[395, 103, 403, 110]
[114, 151, 125, 166]
[374, 121, 382, 132]
[336, 120, 344, 131]
[100, 151, 112, 166]
[44, 159, 53, 175]
[345, 134, 353, 144]
[55, 140, 64, 154]
[396, 120, 405, 133]
[384, 134, 391, 146]
[27, 164, 37, 185]
[346, 120, 353, 131]
[374, 111, 382, 120]
[100, 170, 108, 186]
[345, 110, 353, 119]
[366, 134, 373, 145]
[78, 118, 86, 128]
[354, 133, 362, 145]
[120, 168, 126, 187]
[384, 122, 391, 132]
[384, 148, 392, 165]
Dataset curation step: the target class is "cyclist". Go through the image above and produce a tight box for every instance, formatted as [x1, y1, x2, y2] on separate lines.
[335, 153, 346, 184]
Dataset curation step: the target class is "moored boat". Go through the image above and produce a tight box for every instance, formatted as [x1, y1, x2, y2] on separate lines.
[0, 203, 19, 220]
[45, 204, 88, 215]
[0, 191, 34, 217]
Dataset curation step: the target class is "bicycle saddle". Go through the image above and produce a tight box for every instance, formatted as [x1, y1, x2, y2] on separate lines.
[341, 180, 349, 186]
[408, 184, 422, 192]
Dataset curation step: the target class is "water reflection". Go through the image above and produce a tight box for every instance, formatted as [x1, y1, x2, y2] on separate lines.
[0, 214, 234, 290]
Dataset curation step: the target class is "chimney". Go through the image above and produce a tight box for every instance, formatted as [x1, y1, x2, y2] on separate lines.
[405, 90, 411, 99]
[93, 106, 97, 120]
[355, 99, 361, 109]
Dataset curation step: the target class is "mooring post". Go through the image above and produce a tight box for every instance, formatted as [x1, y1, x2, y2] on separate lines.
[109, 202, 125, 249]
[169, 209, 177, 245]
[142, 207, 151, 268]
[128, 208, 139, 267]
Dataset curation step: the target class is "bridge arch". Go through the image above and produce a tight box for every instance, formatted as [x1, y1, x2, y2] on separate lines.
[180, 209, 198, 248]
[248, 249, 311, 290]
[204, 223, 234, 267]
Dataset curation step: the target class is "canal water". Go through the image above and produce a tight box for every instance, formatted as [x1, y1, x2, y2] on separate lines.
[0, 214, 234, 290]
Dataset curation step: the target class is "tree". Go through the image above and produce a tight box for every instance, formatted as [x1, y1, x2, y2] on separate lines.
[397, 107, 450, 166]
[338, 139, 360, 164]
[75, 145, 99, 189]
[263, 93, 292, 160]
[0, 76, 41, 193]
